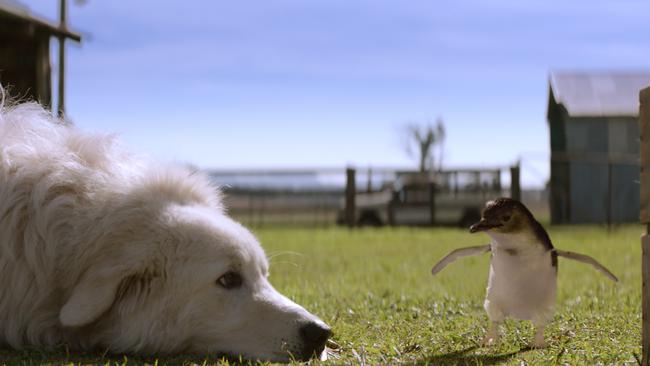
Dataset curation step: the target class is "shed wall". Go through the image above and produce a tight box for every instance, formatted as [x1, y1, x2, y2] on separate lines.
[550, 111, 639, 223]
[565, 118, 608, 153]
[550, 161, 569, 224]
[610, 119, 640, 154]
[0, 16, 52, 106]
[569, 162, 608, 223]
[611, 163, 640, 222]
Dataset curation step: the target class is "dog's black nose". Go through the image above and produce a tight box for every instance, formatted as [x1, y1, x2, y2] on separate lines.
[299, 321, 331, 359]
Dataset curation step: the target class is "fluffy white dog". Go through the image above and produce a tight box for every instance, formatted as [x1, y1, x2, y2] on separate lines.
[0, 100, 330, 362]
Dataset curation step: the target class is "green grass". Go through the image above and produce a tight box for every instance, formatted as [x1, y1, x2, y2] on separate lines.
[0, 225, 643, 365]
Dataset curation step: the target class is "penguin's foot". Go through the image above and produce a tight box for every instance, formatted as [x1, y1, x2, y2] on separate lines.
[531, 338, 548, 349]
[481, 335, 499, 347]
[481, 322, 500, 347]
[531, 326, 547, 348]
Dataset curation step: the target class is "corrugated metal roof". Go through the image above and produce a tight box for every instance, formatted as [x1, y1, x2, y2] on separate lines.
[0, 0, 81, 41]
[549, 71, 650, 117]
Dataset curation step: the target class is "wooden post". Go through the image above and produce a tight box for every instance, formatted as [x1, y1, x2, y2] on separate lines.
[35, 38, 52, 107]
[640, 86, 650, 366]
[58, 0, 67, 117]
[366, 167, 372, 193]
[428, 181, 436, 226]
[510, 163, 521, 202]
[641, 233, 650, 366]
[345, 168, 356, 228]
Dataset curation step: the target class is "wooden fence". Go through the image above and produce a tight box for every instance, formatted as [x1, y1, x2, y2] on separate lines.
[210, 166, 523, 228]
[210, 168, 398, 227]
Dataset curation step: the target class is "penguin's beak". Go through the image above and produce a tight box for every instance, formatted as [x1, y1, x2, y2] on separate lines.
[469, 219, 501, 233]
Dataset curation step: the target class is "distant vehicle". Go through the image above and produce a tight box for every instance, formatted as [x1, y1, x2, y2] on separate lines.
[339, 169, 503, 227]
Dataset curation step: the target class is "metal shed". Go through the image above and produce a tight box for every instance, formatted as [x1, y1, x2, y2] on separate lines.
[0, 0, 81, 112]
[548, 71, 650, 224]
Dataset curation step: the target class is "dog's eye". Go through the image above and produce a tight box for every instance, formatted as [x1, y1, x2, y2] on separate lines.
[502, 215, 511, 222]
[216, 271, 243, 289]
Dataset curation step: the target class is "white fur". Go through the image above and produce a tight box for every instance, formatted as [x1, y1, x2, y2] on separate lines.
[484, 231, 556, 327]
[0, 102, 327, 361]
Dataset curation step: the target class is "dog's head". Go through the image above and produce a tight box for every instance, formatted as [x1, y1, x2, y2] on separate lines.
[59, 199, 330, 362]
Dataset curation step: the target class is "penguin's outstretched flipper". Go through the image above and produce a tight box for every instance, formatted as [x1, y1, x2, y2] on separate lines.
[431, 245, 491, 275]
[554, 249, 618, 282]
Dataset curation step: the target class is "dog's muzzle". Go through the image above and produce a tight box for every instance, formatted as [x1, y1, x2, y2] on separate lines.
[298, 321, 331, 360]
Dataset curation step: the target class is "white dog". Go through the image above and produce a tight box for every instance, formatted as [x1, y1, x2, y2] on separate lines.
[0, 100, 330, 362]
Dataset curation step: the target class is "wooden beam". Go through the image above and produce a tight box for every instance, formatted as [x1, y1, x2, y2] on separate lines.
[0, 4, 81, 42]
[641, 233, 650, 366]
[510, 164, 521, 202]
[57, 0, 67, 117]
[428, 182, 436, 226]
[642, 87, 650, 223]
[35, 35, 51, 108]
[345, 168, 356, 228]
[640, 86, 650, 366]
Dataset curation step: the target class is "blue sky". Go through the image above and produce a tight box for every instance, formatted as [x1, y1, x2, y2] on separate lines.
[19, 0, 650, 187]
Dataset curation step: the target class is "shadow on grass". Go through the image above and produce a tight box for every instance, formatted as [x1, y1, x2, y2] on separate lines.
[0, 346, 241, 366]
[414, 345, 535, 366]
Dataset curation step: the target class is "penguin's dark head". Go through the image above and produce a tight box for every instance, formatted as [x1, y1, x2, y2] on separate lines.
[469, 198, 533, 234]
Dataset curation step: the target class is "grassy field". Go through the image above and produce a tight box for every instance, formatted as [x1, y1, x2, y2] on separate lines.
[0, 224, 642, 365]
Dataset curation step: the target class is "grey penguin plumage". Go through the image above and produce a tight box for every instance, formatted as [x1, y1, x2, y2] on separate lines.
[431, 197, 618, 348]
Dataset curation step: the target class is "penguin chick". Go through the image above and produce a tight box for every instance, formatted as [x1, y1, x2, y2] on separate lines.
[431, 197, 618, 349]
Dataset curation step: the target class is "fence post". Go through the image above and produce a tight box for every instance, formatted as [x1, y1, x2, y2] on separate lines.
[510, 163, 521, 202]
[639, 86, 650, 366]
[345, 167, 356, 228]
[429, 181, 436, 226]
[367, 167, 372, 193]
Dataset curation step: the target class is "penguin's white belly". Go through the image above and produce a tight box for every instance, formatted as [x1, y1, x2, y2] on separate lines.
[485, 244, 556, 323]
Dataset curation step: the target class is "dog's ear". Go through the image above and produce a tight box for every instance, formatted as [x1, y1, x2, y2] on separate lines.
[59, 256, 140, 328]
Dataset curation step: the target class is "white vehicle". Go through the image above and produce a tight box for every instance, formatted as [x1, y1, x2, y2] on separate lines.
[344, 169, 503, 227]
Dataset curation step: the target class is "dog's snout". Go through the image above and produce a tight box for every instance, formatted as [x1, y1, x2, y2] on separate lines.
[300, 321, 331, 344]
[299, 321, 331, 359]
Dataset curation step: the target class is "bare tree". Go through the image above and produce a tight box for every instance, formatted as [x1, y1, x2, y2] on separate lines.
[404, 118, 446, 172]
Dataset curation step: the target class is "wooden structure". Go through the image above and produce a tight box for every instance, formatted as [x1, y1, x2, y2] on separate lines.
[510, 163, 521, 202]
[208, 166, 523, 228]
[0, 0, 81, 113]
[548, 72, 650, 224]
[345, 168, 356, 228]
[641, 86, 650, 366]
[209, 167, 352, 227]
[343, 166, 519, 228]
